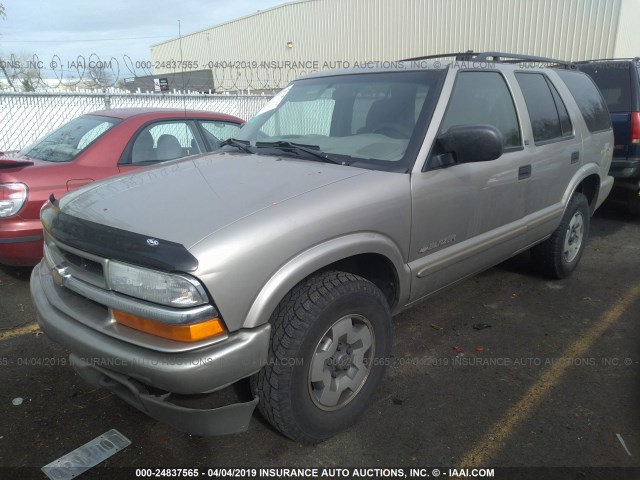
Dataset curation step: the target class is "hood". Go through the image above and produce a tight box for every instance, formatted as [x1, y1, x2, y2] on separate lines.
[59, 152, 368, 248]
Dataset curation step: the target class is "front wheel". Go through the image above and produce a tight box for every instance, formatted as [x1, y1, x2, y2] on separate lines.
[531, 192, 590, 279]
[251, 270, 392, 443]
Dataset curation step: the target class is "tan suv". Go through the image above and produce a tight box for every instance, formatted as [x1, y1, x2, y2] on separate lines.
[32, 52, 613, 442]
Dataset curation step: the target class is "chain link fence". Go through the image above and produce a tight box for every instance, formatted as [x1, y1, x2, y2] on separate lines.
[0, 92, 272, 151]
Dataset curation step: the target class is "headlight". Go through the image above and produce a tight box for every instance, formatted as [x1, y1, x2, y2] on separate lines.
[107, 261, 208, 307]
[0, 183, 28, 218]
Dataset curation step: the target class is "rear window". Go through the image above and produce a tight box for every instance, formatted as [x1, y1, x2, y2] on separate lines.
[557, 70, 612, 133]
[516, 73, 573, 143]
[19, 115, 119, 162]
[577, 63, 632, 112]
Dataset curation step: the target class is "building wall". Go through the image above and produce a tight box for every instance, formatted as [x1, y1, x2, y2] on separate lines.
[613, 0, 640, 58]
[151, 0, 634, 90]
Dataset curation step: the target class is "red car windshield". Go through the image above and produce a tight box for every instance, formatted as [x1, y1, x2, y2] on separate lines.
[19, 115, 120, 162]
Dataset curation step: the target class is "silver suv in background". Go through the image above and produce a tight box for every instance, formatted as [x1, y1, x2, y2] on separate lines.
[31, 52, 613, 443]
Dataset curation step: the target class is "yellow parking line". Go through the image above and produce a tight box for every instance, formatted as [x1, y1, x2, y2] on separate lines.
[458, 283, 640, 468]
[0, 322, 40, 341]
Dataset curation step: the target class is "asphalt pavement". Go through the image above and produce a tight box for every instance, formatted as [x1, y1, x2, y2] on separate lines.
[0, 200, 638, 480]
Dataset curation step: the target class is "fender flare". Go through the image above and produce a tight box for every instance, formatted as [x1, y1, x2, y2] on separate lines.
[561, 164, 601, 216]
[242, 232, 410, 329]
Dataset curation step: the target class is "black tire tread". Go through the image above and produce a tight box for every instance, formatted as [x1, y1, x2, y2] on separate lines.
[531, 192, 589, 279]
[252, 270, 389, 443]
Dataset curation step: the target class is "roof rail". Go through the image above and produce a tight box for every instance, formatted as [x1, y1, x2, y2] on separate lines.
[474, 52, 575, 68]
[400, 51, 575, 68]
[400, 50, 477, 62]
[573, 57, 640, 63]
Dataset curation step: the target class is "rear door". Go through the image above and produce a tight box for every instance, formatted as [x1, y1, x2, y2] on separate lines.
[515, 72, 580, 226]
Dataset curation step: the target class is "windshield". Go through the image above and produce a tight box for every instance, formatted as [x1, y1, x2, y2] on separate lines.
[235, 70, 445, 171]
[19, 115, 120, 162]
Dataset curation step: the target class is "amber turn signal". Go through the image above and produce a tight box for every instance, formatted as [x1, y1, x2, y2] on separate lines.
[113, 309, 225, 342]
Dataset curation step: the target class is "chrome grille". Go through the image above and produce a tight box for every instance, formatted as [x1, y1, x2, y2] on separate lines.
[60, 249, 104, 277]
[43, 234, 107, 288]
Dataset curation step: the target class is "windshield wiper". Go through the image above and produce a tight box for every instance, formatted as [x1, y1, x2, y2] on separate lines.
[255, 140, 347, 165]
[220, 137, 254, 153]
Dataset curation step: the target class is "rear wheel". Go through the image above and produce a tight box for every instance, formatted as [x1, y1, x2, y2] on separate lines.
[531, 192, 590, 279]
[252, 270, 392, 443]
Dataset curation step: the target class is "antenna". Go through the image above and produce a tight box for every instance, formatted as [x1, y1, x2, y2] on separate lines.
[177, 20, 193, 153]
[178, 20, 187, 117]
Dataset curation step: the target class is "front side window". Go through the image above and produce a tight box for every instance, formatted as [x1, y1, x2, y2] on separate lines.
[19, 115, 119, 162]
[439, 71, 522, 148]
[235, 70, 445, 171]
[516, 73, 573, 143]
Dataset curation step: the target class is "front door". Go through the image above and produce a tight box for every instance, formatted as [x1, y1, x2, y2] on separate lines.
[408, 70, 530, 301]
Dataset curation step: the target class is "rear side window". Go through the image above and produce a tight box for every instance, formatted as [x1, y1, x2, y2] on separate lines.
[577, 63, 632, 112]
[548, 81, 573, 136]
[556, 70, 612, 133]
[515, 73, 573, 143]
[440, 71, 521, 148]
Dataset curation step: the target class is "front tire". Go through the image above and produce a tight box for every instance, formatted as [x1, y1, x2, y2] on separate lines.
[252, 270, 392, 443]
[531, 192, 590, 279]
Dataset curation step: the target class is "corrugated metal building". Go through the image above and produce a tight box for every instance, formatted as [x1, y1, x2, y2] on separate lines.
[150, 0, 640, 91]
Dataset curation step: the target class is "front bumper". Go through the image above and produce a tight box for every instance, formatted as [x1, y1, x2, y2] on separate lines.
[70, 354, 259, 436]
[31, 260, 271, 435]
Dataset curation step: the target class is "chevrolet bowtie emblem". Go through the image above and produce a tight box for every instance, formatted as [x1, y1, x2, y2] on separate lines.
[52, 266, 69, 286]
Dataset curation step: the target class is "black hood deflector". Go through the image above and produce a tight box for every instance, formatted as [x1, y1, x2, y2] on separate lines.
[41, 199, 198, 273]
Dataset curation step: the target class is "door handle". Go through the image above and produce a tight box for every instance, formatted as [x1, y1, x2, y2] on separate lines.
[518, 165, 531, 180]
[571, 151, 580, 163]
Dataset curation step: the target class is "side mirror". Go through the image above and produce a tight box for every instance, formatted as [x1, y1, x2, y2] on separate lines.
[436, 124, 503, 164]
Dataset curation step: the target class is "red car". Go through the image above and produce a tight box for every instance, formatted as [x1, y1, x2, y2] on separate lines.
[0, 108, 243, 266]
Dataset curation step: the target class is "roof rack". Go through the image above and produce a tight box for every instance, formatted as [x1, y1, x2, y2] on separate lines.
[573, 57, 640, 64]
[474, 52, 575, 68]
[400, 51, 575, 68]
[400, 50, 477, 62]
